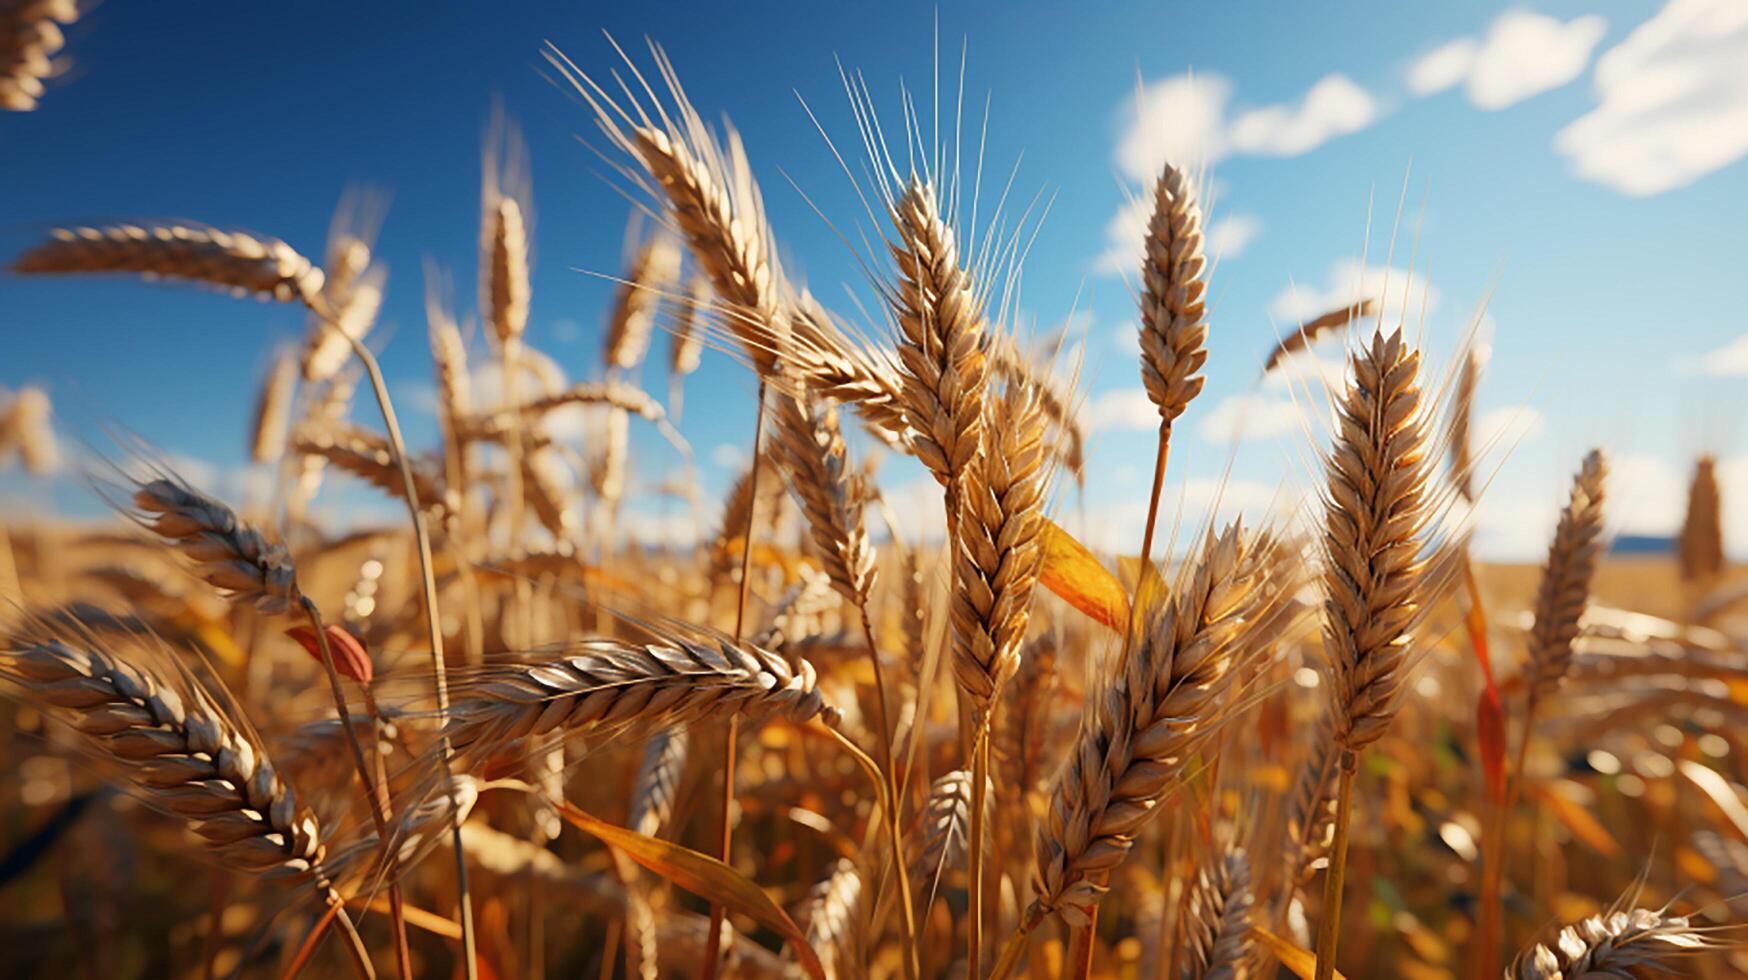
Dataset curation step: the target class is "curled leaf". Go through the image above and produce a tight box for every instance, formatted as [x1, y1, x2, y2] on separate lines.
[285, 624, 373, 684]
[1038, 519, 1128, 633]
[555, 801, 825, 980]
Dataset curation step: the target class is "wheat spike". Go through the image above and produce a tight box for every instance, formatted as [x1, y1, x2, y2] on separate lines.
[949, 379, 1049, 713]
[128, 476, 300, 614]
[799, 857, 865, 980]
[889, 176, 987, 490]
[1137, 163, 1209, 424]
[444, 633, 839, 756]
[1, 637, 332, 886]
[908, 769, 980, 907]
[1525, 450, 1608, 702]
[768, 389, 877, 607]
[669, 275, 709, 378]
[1678, 454, 1723, 583]
[1032, 524, 1291, 926]
[1508, 905, 1708, 979]
[1448, 346, 1481, 501]
[14, 223, 325, 305]
[628, 729, 688, 838]
[1320, 329, 1434, 757]
[1179, 847, 1257, 980]
[0, 0, 77, 111]
[525, 448, 581, 541]
[606, 233, 682, 372]
[290, 429, 451, 518]
[250, 348, 298, 464]
[5, 384, 59, 475]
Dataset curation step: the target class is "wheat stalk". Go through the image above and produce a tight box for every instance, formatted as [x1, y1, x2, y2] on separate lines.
[1137, 163, 1209, 426]
[14, 224, 325, 304]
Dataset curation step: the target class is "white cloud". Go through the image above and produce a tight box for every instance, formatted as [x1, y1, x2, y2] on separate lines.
[1199, 394, 1316, 444]
[1694, 332, 1748, 376]
[1095, 194, 1152, 275]
[880, 478, 948, 544]
[1556, 0, 1748, 196]
[1410, 12, 1606, 109]
[1269, 259, 1440, 330]
[1209, 213, 1263, 259]
[1609, 453, 1686, 536]
[1407, 38, 1479, 96]
[1086, 388, 1158, 432]
[1116, 73, 1233, 181]
[1470, 12, 1607, 109]
[1227, 75, 1380, 157]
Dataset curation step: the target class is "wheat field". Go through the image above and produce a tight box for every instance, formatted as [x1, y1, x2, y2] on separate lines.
[3, 12, 1746, 980]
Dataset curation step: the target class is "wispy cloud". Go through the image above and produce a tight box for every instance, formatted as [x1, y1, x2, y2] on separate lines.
[1557, 0, 1748, 196]
[1225, 75, 1379, 156]
[1408, 11, 1607, 109]
[1198, 394, 1315, 444]
[1085, 387, 1157, 432]
[1209, 213, 1263, 260]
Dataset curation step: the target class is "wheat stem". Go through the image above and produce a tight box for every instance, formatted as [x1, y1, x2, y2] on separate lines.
[857, 608, 921, 980]
[702, 381, 768, 980]
[1313, 759, 1356, 980]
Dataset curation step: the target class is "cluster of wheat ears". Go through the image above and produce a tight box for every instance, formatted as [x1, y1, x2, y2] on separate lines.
[3, 29, 1745, 980]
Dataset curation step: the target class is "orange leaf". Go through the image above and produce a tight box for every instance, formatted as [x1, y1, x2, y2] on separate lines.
[1249, 926, 1346, 980]
[285, 624, 373, 685]
[1461, 561, 1506, 806]
[1532, 782, 1621, 858]
[1039, 519, 1128, 633]
[555, 801, 825, 980]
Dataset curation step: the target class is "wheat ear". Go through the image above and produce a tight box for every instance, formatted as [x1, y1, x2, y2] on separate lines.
[128, 476, 301, 614]
[1137, 163, 1209, 428]
[1523, 450, 1608, 704]
[443, 634, 840, 756]
[1179, 847, 1257, 980]
[0, 0, 77, 111]
[1679, 454, 1723, 584]
[1031, 525, 1287, 926]
[14, 223, 325, 304]
[605, 233, 682, 372]
[1312, 328, 1435, 980]
[4, 384, 59, 475]
[1508, 906, 1709, 978]
[251, 348, 299, 465]
[1261, 299, 1378, 375]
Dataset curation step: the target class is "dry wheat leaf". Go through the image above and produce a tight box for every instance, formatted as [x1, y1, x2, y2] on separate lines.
[556, 801, 825, 980]
[1039, 518, 1127, 632]
[1250, 925, 1347, 980]
[1533, 782, 1620, 858]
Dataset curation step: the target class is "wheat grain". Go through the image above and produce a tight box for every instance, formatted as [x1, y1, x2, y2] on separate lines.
[251, 348, 298, 465]
[768, 390, 877, 607]
[605, 234, 682, 373]
[1179, 847, 1256, 980]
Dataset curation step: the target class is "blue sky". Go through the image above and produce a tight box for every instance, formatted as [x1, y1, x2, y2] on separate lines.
[3, 0, 1747, 559]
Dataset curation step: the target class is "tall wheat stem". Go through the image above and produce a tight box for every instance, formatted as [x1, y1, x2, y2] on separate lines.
[702, 382, 768, 980]
[1313, 760, 1357, 980]
[856, 607, 921, 979]
[302, 597, 411, 980]
[333, 328, 477, 979]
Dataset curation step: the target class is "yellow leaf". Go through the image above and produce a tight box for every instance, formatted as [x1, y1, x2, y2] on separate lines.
[555, 802, 825, 980]
[1250, 926, 1346, 980]
[1532, 782, 1620, 858]
[1039, 519, 1128, 633]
